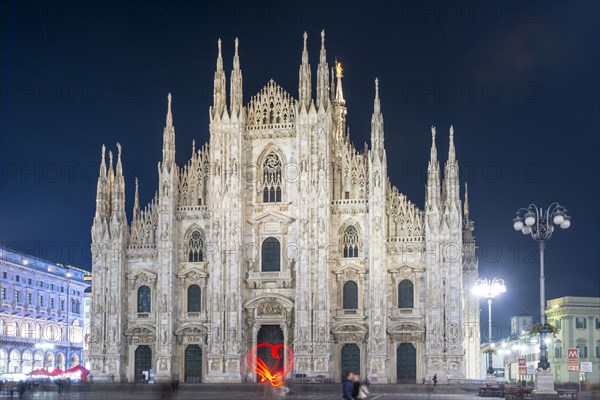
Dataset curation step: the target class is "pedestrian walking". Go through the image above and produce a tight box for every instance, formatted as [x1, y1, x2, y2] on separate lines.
[432, 374, 437, 387]
[351, 374, 361, 400]
[356, 377, 370, 399]
[341, 371, 354, 400]
[17, 381, 26, 399]
[171, 378, 179, 393]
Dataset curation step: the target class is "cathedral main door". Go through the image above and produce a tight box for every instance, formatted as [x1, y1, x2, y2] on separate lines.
[256, 325, 284, 383]
[134, 345, 152, 382]
[396, 343, 416, 383]
[341, 344, 360, 378]
[184, 345, 202, 383]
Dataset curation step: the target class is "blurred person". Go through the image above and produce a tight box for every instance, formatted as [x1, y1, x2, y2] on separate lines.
[341, 371, 354, 400]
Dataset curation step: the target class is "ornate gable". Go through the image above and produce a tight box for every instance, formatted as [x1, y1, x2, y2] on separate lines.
[245, 80, 296, 137]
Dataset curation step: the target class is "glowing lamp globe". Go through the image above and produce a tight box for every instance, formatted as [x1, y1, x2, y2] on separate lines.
[553, 214, 564, 225]
[525, 215, 536, 226]
[522, 226, 531, 235]
[560, 218, 571, 229]
[513, 219, 524, 231]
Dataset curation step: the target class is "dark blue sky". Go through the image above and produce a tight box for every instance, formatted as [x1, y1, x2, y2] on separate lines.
[1, 1, 598, 336]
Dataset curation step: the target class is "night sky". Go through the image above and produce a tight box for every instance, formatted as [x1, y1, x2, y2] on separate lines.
[1, 1, 598, 336]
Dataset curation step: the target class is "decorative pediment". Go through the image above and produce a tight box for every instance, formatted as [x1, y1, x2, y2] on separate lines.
[247, 210, 295, 227]
[177, 265, 209, 281]
[243, 294, 294, 311]
[334, 264, 367, 280]
[128, 269, 157, 288]
[124, 324, 156, 336]
[331, 323, 368, 343]
[174, 323, 209, 336]
[388, 264, 423, 278]
[387, 322, 424, 343]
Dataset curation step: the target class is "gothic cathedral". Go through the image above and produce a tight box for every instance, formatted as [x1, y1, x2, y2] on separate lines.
[90, 32, 480, 384]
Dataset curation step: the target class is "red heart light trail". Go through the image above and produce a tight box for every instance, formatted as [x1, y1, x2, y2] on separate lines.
[243, 343, 295, 387]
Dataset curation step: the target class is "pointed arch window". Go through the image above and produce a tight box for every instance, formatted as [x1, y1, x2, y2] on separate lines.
[398, 279, 414, 309]
[343, 281, 358, 309]
[187, 285, 201, 312]
[188, 230, 204, 262]
[342, 225, 360, 258]
[262, 154, 282, 203]
[261, 237, 281, 272]
[137, 285, 151, 313]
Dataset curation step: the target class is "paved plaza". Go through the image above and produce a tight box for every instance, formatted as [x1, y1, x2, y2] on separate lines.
[0, 383, 483, 400]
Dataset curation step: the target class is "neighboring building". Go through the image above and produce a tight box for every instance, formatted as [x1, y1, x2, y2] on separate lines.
[497, 334, 539, 383]
[90, 32, 480, 383]
[546, 296, 600, 384]
[0, 245, 90, 374]
[83, 285, 92, 370]
[510, 315, 534, 336]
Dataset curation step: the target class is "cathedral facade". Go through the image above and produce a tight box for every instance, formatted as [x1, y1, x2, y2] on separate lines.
[89, 32, 480, 384]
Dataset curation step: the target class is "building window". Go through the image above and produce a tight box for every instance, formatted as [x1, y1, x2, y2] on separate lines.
[27, 293, 32, 305]
[50, 298, 54, 309]
[576, 344, 588, 359]
[1, 288, 6, 300]
[261, 237, 281, 272]
[187, 285, 201, 312]
[60, 300, 65, 311]
[576, 317, 587, 329]
[50, 284, 54, 290]
[188, 230, 204, 262]
[262, 153, 282, 203]
[15, 290, 20, 303]
[554, 343, 562, 359]
[398, 279, 414, 308]
[28, 278, 31, 285]
[61, 287, 64, 293]
[342, 225, 360, 258]
[596, 345, 600, 358]
[137, 285, 151, 313]
[2, 272, 6, 278]
[39, 295, 44, 307]
[343, 281, 358, 310]
[596, 318, 600, 329]
[553, 319, 561, 329]
[16, 275, 20, 282]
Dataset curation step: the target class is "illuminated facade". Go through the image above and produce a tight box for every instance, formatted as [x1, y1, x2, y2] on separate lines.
[0, 246, 89, 374]
[90, 32, 479, 383]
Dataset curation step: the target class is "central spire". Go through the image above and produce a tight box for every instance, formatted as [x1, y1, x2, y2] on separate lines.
[298, 31, 312, 112]
[212, 38, 227, 120]
[316, 30, 330, 110]
[334, 60, 345, 104]
[230, 37, 243, 118]
[370, 78, 384, 157]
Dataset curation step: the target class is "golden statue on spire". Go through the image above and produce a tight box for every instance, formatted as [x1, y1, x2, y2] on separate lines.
[335, 61, 343, 78]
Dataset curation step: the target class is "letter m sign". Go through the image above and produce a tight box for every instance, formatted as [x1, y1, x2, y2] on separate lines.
[568, 348, 579, 359]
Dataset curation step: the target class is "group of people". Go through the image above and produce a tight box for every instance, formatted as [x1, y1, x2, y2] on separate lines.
[56, 378, 72, 394]
[0, 380, 29, 398]
[342, 371, 370, 400]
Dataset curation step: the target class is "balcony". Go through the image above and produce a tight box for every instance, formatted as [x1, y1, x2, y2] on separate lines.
[246, 270, 293, 289]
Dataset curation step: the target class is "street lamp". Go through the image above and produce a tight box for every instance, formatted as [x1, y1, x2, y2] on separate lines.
[473, 277, 507, 377]
[513, 203, 570, 371]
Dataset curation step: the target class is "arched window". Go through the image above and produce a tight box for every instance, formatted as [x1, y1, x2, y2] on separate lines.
[187, 285, 201, 312]
[398, 280, 414, 309]
[261, 237, 281, 272]
[188, 230, 204, 262]
[342, 225, 360, 258]
[137, 286, 151, 313]
[262, 154, 282, 203]
[343, 281, 358, 309]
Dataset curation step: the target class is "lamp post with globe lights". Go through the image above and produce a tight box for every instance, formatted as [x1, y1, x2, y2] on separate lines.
[512, 203, 570, 371]
[473, 278, 506, 378]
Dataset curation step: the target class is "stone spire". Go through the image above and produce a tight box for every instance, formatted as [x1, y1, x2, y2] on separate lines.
[334, 60, 345, 104]
[316, 30, 330, 110]
[298, 31, 312, 112]
[370, 78, 384, 158]
[426, 126, 441, 210]
[230, 37, 243, 118]
[161, 93, 176, 170]
[93, 145, 108, 225]
[107, 149, 114, 212]
[211, 38, 227, 120]
[443, 125, 460, 208]
[111, 143, 126, 224]
[132, 177, 141, 224]
[463, 182, 470, 221]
